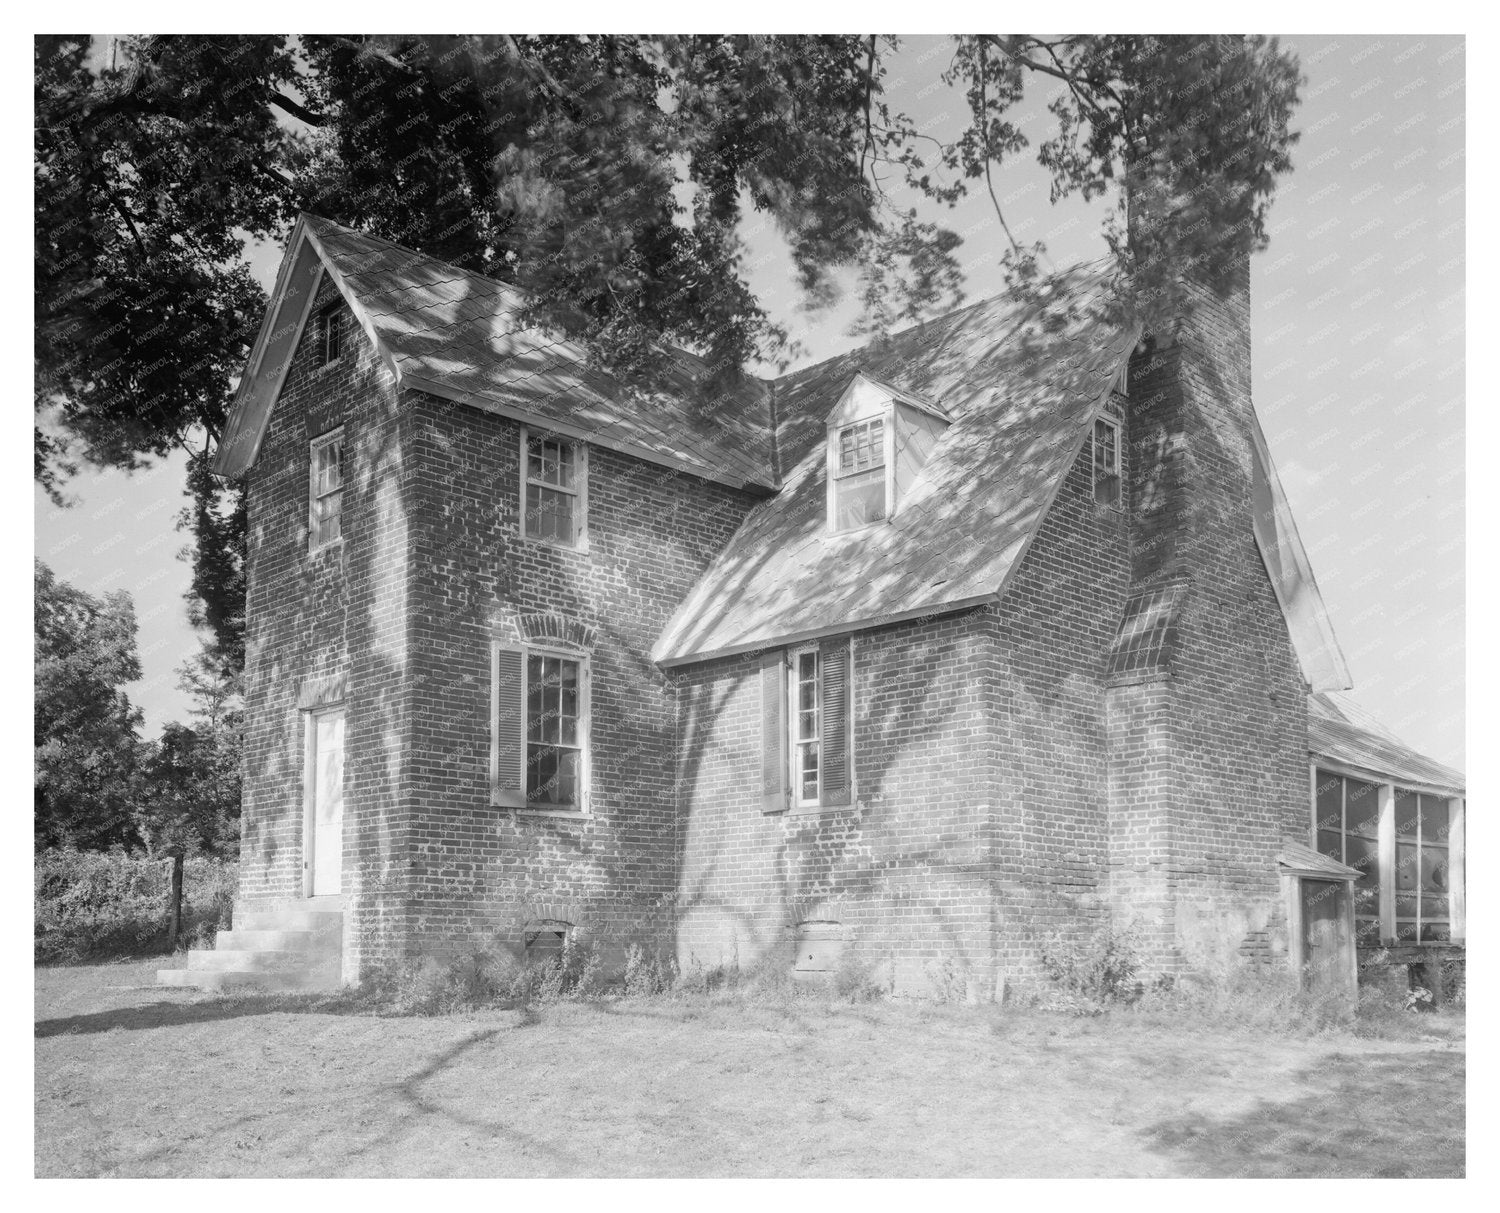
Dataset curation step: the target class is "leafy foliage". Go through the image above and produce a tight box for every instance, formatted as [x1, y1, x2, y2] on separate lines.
[1038, 921, 1144, 1009]
[36, 33, 1303, 670]
[34, 561, 146, 850]
[34, 847, 237, 963]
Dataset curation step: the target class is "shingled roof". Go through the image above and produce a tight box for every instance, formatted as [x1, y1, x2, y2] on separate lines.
[653, 268, 1138, 664]
[1309, 691, 1465, 793]
[215, 214, 777, 489]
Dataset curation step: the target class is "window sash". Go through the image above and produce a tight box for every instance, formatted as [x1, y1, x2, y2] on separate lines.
[1093, 417, 1122, 506]
[316, 307, 343, 365]
[524, 651, 584, 809]
[836, 418, 885, 477]
[523, 433, 581, 546]
[790, 649, 820, 806]
[310, 432, 344, 548]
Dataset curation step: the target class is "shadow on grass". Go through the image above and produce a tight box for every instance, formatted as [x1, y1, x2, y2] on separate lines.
[1141, 1048, 1465, 1178]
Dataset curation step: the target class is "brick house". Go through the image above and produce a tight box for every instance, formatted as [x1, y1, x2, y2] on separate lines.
[158, 214, 1465, 999]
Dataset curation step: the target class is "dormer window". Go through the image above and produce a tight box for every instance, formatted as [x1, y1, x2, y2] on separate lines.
[832, 417, 888, 530]
[825, 373, 949, 536]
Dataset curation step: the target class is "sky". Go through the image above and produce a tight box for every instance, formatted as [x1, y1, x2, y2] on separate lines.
[33, 33, 1465, 771]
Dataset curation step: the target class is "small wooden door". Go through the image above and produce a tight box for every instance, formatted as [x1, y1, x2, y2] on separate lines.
[309, 707, 345, 896]
[1301, 878, 1349, 994]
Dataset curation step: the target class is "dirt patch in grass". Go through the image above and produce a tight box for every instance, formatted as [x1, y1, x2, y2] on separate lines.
[34, 963, 1464, 1178]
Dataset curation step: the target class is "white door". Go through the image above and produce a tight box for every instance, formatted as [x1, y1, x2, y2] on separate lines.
[310, 708, 345, 895]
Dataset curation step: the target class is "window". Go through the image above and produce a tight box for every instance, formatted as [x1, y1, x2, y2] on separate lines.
[522, 430, 586, 548]
[830, 416, 887, 531]
[313, 304, 343, 366]
[1315, 771, 1382, 945]
[1395, 789, 1450, 942]
[491, 641, 590, 812]
[760, 640, 852, 813]
[309, 429, 344, 550]
[1093, 416, 1122, 507]
[526, 652, 584, 808]
[790, 648, 822, 807]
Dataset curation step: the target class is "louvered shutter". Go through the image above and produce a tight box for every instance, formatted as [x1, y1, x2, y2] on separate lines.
[491, 642, 528, 807]
[760, 649, 788, 814]
[820, 639, 853, 806]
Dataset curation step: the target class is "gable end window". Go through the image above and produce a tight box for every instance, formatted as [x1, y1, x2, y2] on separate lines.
[830, 417, 888, 531]
[760, 639, 853, 814]
[492, 641, 591, 813]
[1092, 416, 1122, 508]
[521, 429, 587, 549]
[313, 304, 344, 367]
[309, 428, 344, 550]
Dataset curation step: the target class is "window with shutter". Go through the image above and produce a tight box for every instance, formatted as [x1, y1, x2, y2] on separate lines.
[771, 639, 854, 814]
[492, 641, 590, 812]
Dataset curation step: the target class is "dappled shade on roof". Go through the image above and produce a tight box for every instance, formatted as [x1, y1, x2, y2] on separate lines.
[653, 268, 1138, 664]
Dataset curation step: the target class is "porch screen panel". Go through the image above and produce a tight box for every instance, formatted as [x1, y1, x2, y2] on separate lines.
[1394, 789, 1451, 942]
[1315, 770, 1381, 946]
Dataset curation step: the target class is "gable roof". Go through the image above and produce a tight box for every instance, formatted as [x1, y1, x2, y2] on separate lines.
[653, 267, 1139, 665]
[215, 214, 777, 490]
[1309, 691, 1465, 794]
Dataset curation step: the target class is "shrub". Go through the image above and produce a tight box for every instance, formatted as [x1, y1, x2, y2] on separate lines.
[1038, 922, 1142, 1010]
[34, 847, 237, 963]
[369, 934, 608, 1015]
[924, 952, 972, 1004]
[623, 943, 677, 997]
[831, 949, 885, 1002]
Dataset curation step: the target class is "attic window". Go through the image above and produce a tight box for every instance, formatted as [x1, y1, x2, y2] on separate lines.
[1093, 417, 1122, 508]
[521, 429, 587, 549]
[831, 417, 888, 531]
[313, 304, 344, 366]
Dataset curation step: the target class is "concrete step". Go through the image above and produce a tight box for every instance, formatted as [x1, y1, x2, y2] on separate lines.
[188, 948, 309, 973]
[236, 909, 344, 934]
[214, 928, 324, 953]
[155, 964, 341, 994]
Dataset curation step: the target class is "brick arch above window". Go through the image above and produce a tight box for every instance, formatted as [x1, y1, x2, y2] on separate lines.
[517, 611, 597, 651]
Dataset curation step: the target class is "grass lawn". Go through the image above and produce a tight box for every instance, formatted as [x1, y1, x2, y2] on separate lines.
[35, 961, 1464, 1178]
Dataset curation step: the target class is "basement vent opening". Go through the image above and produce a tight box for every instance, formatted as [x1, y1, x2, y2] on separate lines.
[523, 921, 570, 962]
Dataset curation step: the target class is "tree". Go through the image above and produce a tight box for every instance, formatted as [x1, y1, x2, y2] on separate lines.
[932, 35, 1302, 328]
[137, 649, 243, 857]
[35, 34, 1303, 665]
[34, 561, 146, 850]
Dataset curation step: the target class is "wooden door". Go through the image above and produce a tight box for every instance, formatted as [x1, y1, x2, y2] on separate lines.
[1301, 878, 1349, 994]
[309, 708, 345, 896]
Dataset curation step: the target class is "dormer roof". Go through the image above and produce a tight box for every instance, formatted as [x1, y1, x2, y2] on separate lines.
[824, 373, 952, 427]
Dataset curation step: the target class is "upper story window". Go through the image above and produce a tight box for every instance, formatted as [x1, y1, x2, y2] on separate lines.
[313, 304, 344, 367]
[309, 428, 344, 550]
[522, 429, 587, 549]
[1093, 416, 1122, 507]
[831, 418, 888, 531]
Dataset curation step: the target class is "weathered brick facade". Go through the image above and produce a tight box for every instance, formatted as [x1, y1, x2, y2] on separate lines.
[238, 248, 1315, 995]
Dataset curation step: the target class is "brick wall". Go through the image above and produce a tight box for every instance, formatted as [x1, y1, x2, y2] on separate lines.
[387, 390, 761, 971]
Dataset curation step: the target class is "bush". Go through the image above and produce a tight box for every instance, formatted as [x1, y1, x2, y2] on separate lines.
[34, 847, 237, 963]
[623, 942, 678, 997]
[369, 934, 608, 1015]
[1038, 922, 1143, 1011]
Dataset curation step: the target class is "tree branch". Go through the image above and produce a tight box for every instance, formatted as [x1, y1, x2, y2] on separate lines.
[267, 91, 326, 127]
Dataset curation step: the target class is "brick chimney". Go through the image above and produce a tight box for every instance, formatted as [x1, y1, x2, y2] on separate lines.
[1104, 255, 1311, 975]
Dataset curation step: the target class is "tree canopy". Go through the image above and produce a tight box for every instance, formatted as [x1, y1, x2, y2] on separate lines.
[35, 34, 1302, 668]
